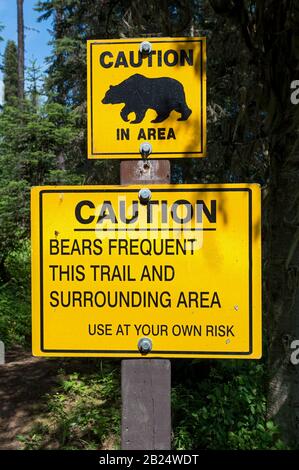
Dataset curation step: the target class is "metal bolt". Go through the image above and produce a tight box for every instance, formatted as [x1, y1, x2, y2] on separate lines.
[138, 337, 152, 354]
[139, 41, 152, 55]
[138, 188, 152, 205]
[140, 142, 152, 158]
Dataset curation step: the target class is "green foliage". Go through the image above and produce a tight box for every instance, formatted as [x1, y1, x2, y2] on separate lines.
[0, 286, 31, 347]
[18, 364, 121, 450]
[0, 240, 31, 346]
[0, 182, 30, 261]
[172, 361, 286, 450]
[1, 40, 18, 106]
[26, 59, 44, 108]
[5, 238, 31, 282]
[0, 13, 118, 350]
[17, 360, 286, 450]
[0, 99, 80, 348]
[0, 101, 79, 260]
[17, 426, 47, 450]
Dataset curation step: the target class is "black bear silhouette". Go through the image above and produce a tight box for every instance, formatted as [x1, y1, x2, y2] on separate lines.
[102, 73, 192, 124]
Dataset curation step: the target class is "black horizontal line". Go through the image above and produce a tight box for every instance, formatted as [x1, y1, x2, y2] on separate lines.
[90, 40, 202, 45]
[74, 228, 216, 232]
[90, 151, 202, 155]
[41, 349, 251, 355]
[40, 188, 250, 194]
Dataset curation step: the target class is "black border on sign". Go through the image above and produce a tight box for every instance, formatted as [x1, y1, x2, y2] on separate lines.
[39, 188, 253, 356]
[89, 39, 205, 157]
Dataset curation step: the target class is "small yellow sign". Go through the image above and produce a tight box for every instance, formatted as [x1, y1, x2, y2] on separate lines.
[31, 184, 261, 358]
[87, 38, 206, 159]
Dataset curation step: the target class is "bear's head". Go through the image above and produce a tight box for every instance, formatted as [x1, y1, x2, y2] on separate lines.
[102, 85, 124, 104]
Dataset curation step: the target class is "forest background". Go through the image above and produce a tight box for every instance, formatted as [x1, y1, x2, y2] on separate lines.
[0, 0, 298, 450]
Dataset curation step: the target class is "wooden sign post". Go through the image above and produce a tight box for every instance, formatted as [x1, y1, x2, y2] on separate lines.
[120, 159, 171, 450]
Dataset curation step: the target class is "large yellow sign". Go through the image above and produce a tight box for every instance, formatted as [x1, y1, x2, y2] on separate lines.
[87, 38, 206, 159]
[31, 184, 261, 358]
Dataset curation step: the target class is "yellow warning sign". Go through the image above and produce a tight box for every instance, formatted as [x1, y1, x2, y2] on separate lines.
[31, 184, 261, 358]
[87, 38, 206, 159]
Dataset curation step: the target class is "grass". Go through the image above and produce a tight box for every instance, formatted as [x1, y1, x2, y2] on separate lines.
[17, 361, 121, 450]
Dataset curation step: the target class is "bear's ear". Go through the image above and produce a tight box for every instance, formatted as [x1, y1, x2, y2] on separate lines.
[109, 85, 113, 90]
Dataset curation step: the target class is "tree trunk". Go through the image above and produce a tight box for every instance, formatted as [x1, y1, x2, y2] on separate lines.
[267, 145, 299, 445]
[208, 0, 299, 445]
[258, 1, 299, 446]
[17, 0, 24, 102]
[54, 5, 68, 105]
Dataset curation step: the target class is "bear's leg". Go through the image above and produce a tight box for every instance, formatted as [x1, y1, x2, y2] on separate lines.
[130, 109, 146, 124]
[176, 104, 192, 121]
[151, 110, 171, 123]
[120, 105, 131, 122]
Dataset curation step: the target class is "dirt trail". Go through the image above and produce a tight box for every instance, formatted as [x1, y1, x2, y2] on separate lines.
[0, 347, 61, 449]
[0, 347, 93, 450]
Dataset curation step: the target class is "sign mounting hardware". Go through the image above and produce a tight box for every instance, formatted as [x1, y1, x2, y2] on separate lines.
[87, 37, 206, 159]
